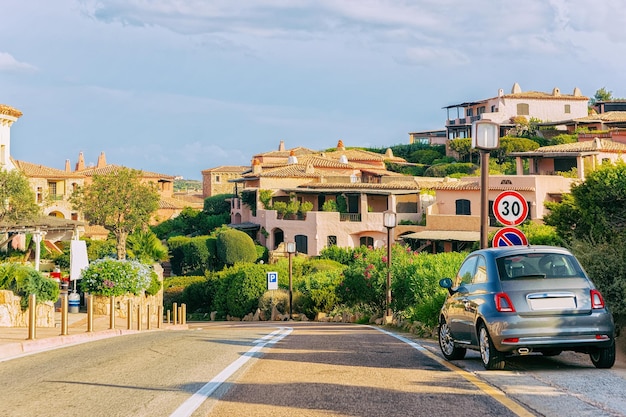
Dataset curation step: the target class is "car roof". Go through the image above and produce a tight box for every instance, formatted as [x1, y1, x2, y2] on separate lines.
[473, 245, 573, 259]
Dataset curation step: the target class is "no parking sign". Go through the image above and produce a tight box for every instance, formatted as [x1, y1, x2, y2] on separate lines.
[492, 227, 528, 247]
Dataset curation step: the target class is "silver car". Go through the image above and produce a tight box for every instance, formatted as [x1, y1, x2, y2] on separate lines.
[438, 245, 616, 370]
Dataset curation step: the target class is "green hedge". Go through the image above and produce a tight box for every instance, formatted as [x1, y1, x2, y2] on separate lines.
[0, 263, 60, 309]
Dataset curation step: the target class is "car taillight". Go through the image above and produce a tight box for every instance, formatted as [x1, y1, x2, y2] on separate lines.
[590, 289, 605, 309]
[495, 292, 516, 312]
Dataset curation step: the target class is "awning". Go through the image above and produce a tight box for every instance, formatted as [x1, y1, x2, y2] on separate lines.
[402, 230, 480, 242]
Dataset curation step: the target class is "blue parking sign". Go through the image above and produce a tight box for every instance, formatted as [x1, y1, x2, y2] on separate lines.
[267, 272, 278, 290]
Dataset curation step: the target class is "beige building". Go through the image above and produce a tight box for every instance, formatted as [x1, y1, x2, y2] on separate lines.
[444, 82, 589, 139]
[201, 165, 248, 198]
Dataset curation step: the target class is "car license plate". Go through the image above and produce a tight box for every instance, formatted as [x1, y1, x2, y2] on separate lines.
[529, 296, 576, 310]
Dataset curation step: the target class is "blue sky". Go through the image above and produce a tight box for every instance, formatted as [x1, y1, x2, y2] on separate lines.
[2, 0, 624, 180]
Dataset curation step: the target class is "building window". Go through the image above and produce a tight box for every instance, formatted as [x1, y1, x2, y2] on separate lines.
[466, 109, 473, 117]
[517, 103, 529, 115]
[71, 212, 78, 221]
[491, 105, 497, 112]
[215, 175, 221, 183]
[564, 104, 571, 114]
[327, 236, 337, 247]
[48, 182, 57, 197]
[360, 236, 374, 247]
[455, 199, 471, 215]
[295, 234, 308, 254]
[478, 106, 486, 114]
[36, 187, 43, 204]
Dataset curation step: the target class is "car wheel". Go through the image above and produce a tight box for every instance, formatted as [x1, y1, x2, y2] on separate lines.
[438, 321, 466, 360]
[590, 342, 616, 369]
[478, 324, 505, 370]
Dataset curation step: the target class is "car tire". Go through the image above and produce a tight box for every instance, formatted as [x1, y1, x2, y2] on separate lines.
[589, 342, 616, 369]
[478, 324, 505, 370]
[438, 320, 466, 360]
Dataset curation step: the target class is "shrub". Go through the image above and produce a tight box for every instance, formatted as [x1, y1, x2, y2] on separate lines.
[80, 258, 154, 296]
[145, 274, 162, 296]
[258, 289, 289, 318]
[0, 263, 60, 309]
[216, 228, 257, 266]
[163, 275, 206, 312]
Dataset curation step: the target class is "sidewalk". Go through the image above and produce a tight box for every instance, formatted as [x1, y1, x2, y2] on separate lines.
[0, 311, 187, 361]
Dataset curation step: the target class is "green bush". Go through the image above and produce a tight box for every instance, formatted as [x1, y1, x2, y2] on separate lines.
[258, 289, 289, 318]
[216, 228, 257, 266]
[145, 274, 162, 296]
[163, 275, 206, 312]
[80, 258, 153, 296]
[295, 270, 343, 318]
[224, 263, 268, 318]
[0, 263, 60, 309]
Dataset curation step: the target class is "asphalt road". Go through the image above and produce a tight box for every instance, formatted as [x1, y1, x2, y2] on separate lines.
[0, 322, 623, 417]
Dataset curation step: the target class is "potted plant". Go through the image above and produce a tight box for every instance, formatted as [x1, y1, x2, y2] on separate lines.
[298, 201, 313, 219]
[285, 200, 300, 219]
[273, 201, 287, 219]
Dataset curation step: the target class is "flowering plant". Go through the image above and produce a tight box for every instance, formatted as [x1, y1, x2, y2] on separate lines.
[79, 258, 154, 296]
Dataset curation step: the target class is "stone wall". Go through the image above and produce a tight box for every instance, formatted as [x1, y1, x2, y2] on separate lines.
[0, 290, 55, 328]
[91, 293, 163, 325]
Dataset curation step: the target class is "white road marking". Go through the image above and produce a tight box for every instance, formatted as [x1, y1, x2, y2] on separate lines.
[169, 326, 292, 417]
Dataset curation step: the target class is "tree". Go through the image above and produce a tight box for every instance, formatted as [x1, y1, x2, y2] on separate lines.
[71, 168, 159, 260]
[0, 168, 41, 223]
[544, 161, 626, 243]
[590, 87, 613, 106]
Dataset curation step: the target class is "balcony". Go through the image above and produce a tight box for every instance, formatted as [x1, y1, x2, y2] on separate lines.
[340, 213, 362, 222]
[49, 194, 64, 201]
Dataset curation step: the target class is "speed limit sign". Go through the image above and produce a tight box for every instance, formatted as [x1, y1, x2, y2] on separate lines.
[493, 190, 528, 226]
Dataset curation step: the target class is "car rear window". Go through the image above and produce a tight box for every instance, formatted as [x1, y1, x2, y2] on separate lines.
[496, 252, 584, 280]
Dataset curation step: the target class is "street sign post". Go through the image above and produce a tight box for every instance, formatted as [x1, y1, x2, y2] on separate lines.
[493, 190, 528, 226]
[492, 227, 528, 247]
[267, 272, 278, 290]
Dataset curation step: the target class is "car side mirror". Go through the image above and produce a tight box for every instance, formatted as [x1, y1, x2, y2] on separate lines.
[439, 278, 453, 288]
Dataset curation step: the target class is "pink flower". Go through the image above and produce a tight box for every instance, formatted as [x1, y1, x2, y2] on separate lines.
[382, 256, 388, 263]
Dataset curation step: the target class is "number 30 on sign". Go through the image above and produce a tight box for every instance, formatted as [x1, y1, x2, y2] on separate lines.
[493, 190, 528, 226]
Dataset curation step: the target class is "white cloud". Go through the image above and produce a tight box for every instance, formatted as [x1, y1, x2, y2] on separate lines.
[0, 52, 37, 72]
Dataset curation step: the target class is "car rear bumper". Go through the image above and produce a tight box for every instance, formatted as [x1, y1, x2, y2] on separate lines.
[484, 313, 615, 352]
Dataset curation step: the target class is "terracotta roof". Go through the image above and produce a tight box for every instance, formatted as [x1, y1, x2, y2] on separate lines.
[502, 91, 588, 101]
[242, 164, 324, 179]
[13, 159, 84, 179]
[296, 155, 357, 169]
[253, 146, 317, 159]
[0, 104, 23, 118]
[201, 165, 248, 174]
[322, 148, 389, 162]
[574, 111, 626, 122]
[535, 138, 626, 153]
[78, 164, 175, 179]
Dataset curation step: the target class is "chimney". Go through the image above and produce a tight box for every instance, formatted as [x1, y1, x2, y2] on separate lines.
[252, 158, 262, 174]
[97, 152, 107, 168]
[75, 152, 85, 171]
[278, 140, 285, 151]
[337, 139, 345, 151]
[65, 159, 71, 172]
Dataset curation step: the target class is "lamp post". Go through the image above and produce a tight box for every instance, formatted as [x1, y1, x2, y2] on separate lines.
[472, 120, 500, 249]
[383, 211, 397, 320]
[286, 241, 296, 319]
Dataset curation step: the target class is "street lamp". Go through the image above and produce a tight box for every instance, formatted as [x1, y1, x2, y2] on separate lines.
[286, 241, 296, 319]
[383, 211, 397, 321]
[472, 120, 500, 249]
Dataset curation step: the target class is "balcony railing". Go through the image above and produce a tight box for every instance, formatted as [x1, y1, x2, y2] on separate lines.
[340, 213, 361, 222]
[49, 194, 64, 201]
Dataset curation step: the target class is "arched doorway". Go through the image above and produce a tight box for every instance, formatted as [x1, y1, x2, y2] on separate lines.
[273, 228, 284, 249]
